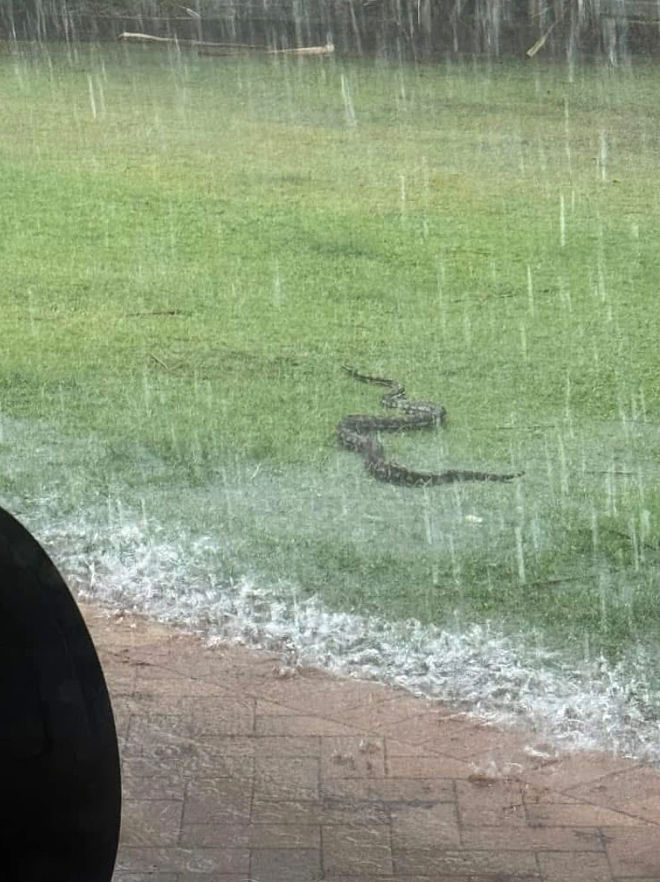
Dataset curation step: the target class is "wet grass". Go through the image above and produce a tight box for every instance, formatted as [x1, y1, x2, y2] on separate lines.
[2, 43, 660, 683]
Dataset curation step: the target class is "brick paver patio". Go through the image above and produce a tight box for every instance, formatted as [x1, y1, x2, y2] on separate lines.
[79, 602, 660, 882]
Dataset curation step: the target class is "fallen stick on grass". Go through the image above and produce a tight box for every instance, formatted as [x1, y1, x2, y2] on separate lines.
[148, 352, 171, 372]
[526, 19, 560, 57]
[267, 41, 335, 56]
[117, 32, 262, 48]
[117, 32, 334, 56]
[526, 1, 568, 59]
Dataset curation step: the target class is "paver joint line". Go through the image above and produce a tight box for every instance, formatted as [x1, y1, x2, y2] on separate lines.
[79, 603, 657, 882]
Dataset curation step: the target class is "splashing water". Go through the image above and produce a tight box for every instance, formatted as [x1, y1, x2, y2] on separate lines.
[2, 414, 658, 767]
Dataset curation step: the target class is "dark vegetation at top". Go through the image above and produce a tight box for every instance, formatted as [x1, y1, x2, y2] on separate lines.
[2, 0, 659, 60]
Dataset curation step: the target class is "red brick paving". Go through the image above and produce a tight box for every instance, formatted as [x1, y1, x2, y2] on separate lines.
[79, 602, 660, 882]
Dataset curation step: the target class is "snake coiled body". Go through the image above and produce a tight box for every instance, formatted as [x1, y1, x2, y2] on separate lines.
[337, 366, 521, 486]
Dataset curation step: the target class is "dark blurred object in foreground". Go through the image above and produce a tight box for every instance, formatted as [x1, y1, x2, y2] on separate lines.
[0, 506, 121, 882]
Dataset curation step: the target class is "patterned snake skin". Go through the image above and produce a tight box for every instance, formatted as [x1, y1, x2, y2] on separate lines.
[337, 366, 521, 486]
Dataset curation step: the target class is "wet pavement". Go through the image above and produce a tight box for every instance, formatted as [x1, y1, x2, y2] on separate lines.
[80, 602, 660, 882]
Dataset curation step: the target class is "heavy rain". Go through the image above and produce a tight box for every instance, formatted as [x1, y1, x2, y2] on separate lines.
[2, 0, 660, 766]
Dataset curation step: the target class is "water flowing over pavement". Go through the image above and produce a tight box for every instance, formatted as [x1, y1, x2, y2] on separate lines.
[33, 499, 660, 767]
[4, 415, 659, 765]
[83, 602, 660, 882]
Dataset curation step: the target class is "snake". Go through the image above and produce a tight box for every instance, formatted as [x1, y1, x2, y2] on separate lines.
[337, 365, 522, 486]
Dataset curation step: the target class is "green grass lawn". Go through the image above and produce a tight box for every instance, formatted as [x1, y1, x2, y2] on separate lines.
[2, 42, 660, 692]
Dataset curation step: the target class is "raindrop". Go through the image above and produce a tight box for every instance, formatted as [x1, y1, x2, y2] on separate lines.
[87, 75, 98, 120]
[591, 506, 599, 552]
[557, 433, 569, 497]
[142, 374, 152, 418]
[448, 534, 460, 583]
[638, 387, 647, 421]
[451, 483, 464, 521]
[422, 488, 434, 545]
[629, 518, 640, 571]
[397, 70, 407, 108]
[219, 466, 233, 520]
[272, 260, 283, 307]
[530, 515, 541, 554]
[598, 130, 608, 182]
[436, 269, 447, 338]
[340, 74, 357, 128]
[544, 439, 555, 489]
[515, 473, 525, 518]
[526, 265, 535, 317]
[95, 76, 106, 116]
[605, 468, 617, 516]
[27, 288, 37, 336]
[514, 526, 526, 584]
[599, 573, 608, 627]
[597, 259, 606, 302]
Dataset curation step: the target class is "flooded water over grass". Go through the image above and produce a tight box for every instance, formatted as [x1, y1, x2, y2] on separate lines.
[2, 43, 660, 759]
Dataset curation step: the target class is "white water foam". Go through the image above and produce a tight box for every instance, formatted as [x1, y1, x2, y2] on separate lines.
[26, 500, 660, 767]
[1, 414, 657, 765]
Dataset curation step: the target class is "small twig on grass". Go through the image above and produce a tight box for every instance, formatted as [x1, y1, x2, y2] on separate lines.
[450, 290, 520, 304]
[582, 470, 636, 476]
[148, 353, 171, 372]
[22, 315, 62, 322]
[127, 309, 187, 317]
[529, 576, 579, 588]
